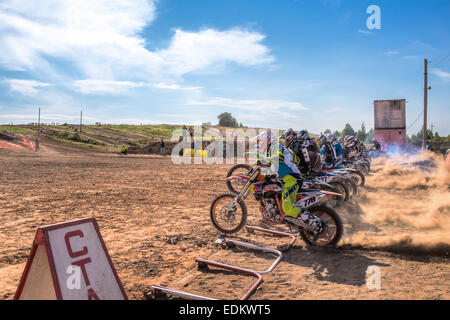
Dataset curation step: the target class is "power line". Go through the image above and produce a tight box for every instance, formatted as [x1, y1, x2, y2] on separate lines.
[407, 110, 423, 131]
[434, 53, 450, 67]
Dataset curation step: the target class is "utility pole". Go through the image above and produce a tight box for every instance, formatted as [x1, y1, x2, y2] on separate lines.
[37, 107, 41, 133]
[80, 109, 83, 133]
[422, 59, 429, 150]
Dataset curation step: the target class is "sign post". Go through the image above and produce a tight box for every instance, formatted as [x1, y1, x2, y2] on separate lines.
[14, 218, 127, 300]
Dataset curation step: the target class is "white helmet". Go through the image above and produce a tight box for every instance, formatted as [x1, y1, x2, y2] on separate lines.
[281, 128, 295, 139]
[327, 133, 337, 142]
[318, 134, 328, 144]
[297, 129, 310, 140]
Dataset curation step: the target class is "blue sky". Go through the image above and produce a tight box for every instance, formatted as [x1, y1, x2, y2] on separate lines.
[0, 0, 449, 135]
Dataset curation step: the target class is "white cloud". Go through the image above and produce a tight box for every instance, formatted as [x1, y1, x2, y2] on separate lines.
[157, 28, 274, 76]
[0, 0, 158, 77]
[402, 55, 420, 61]
[187, 97, 307, 112]
[0, 1, 273, 83]
[187, 96, 307, 128]
[386, 50, 399, 56]
[4, 79, 50, 96]
[74, 79, 146, 94]
[0, 113, 93, 121]
[326, 106, 343, 113]
[73, 79, 202, 94]
[357, 29, 374, 36]
[412, 41, 434, 50]
[431, 68, 450, 81]
[152, 82, 202, 91]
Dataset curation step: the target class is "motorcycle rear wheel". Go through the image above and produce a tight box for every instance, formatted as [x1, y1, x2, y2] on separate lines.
[210, 193, 248, 234]
[298, 205, 343, 247]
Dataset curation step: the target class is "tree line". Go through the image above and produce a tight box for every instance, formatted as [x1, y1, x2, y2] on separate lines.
[323, 123, 374, 144]
[408, 128, 450, 144]
[217, 113, 450, 145]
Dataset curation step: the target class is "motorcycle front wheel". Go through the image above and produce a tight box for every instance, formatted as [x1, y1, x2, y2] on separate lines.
[344, 179, 358, 197]
[325, 181, 349, 207]
[210, 193, 248, 234]
[350, 170, 365, 187]
[226, 164, 254, 194]
[298, 205, 343, 247]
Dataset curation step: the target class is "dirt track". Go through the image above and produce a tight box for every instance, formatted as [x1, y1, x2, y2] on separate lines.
[0, 143, 448, 300]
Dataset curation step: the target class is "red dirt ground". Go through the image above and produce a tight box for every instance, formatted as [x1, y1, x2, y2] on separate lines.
[0, 142, 448, 300]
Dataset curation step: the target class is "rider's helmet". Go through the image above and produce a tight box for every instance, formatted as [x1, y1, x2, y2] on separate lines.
[297, 129, 310, 141]
[326, 133, 337, 142]
[372, 139, 381, 150]
[281, 128, 296, 147]
[318, 134, 328, 145]
[281, 128, 295, 139]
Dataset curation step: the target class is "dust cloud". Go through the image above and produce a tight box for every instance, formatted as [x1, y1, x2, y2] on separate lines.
[340, 151, 450, 255]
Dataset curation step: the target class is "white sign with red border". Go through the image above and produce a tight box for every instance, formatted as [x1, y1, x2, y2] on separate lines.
[14, 218, 127, 300]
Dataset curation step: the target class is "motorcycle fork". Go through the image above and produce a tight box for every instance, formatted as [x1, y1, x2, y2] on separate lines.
[230, 169, 260, 209]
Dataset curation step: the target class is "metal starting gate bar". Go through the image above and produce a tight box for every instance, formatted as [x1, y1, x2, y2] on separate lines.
[147, 284, 217, 300]
[215, 238, 282, 275]
[144, 225, 298, 300]
[244, 225, 298, 252]
[145, 258, 264, 300]
[195, 258, 264, 300]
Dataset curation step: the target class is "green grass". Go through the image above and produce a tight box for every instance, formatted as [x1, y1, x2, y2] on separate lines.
[0, 125, 36, 135]
[46, 136, 101, 150]
[101, 124, 182, 139]
[46, 129, 105, 146]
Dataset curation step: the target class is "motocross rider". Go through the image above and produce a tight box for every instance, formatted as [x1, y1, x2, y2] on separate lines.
[371, 139, 381, 151]
[284, 129, 322, 174]
[343, 135, 365, 159]
[263, 132, 322, 228]
[319, 133, 343, 168]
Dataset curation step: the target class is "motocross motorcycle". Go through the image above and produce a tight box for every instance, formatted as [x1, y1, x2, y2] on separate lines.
[342, 151, 371, 175]
[226, 163, 356, 202]
[211, 161, 344, 246]
[321, 164, 366, 187]
[342, 145, 371, 175]
[306, 171, 355, 201]
[342, 159, 370, 176]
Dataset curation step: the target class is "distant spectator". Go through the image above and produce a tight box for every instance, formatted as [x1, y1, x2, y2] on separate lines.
[35, 136, 40, 152]
[189, 126, 194, 149]
[182, 125, 188, 140]
[121, 145, 128, 155]
[160, 139, 166, 155]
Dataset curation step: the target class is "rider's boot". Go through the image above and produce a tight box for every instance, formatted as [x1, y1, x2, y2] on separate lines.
[285, 210, 323, 233]
[299, 210, 322, 229]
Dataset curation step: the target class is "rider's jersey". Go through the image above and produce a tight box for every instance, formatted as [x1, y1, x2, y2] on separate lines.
[268, 144, 301, 179]
[320, 140, 343, 167]
[344, 138, 365, 159]
[289, 138, 322, 174]
[331, 140, 343, 166]
[290, 140, 311, 174]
